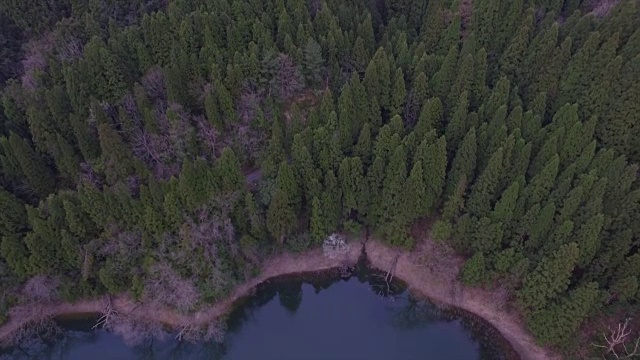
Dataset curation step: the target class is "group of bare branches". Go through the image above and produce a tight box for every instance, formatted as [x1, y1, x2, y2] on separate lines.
[175, 321, 226, 344]
[89, 296, 227, 347]
[91, 297, 168, 347]
[1, 275, 62, 347]
[593, 318, 640, 359]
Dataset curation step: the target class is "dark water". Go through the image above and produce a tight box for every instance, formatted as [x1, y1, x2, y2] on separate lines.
[0, 269, 516, 360]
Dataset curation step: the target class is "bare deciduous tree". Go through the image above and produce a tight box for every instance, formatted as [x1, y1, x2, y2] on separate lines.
[195, 115, 219, 158]
[119, 92, 142, 129]
[593, 318, 640, 359]
[589, 0, 619, 18]
[56, 36, 84, 63]
[21, 275, 59, 302]
[142, 263, 200, 313]
[141, 67, 166, 103]
[79, 162, 103, 188]
[269, 54, 304, 101]
[109, 316, 167, 347]
[21, 34, 54, 91]
[237, 83, 262, 123]
[322, 233, 350, 260]
[175, 321, 227, 343]
[132, 130, 167, 165]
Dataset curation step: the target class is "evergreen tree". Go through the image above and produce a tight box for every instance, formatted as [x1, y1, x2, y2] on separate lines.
[422, 136, 447, 213]
[267, 189, 296, 244]
[363, 47, 391, 108]
[98, 123, 139, 186]
[518, 242, 579, 312]
[390, 68, 406, 117]
[527, 283, 602, 347]
[310, 196, 326, 244]
[303, 37, 324, 86]
[430, 45, 458, 100]
[0, 187, 27, 236]
[414, 97, 443, 139]
[525, 155, 559, 208]
[404, 161, 427, 222]
[7, 134, 55, 198]
[446, 128, 477, 197]
[467, 147, 504, 218]
[338, 157, 365, 219]
[444, 91, 469, 154]
[354, 123, 372, 166]
[461, 252, 486, 285]
[215, 148, 243, 193]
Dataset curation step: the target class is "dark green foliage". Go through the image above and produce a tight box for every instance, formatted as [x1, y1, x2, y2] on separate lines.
[461, 252, 486, 286]
[0, 0, 636, 348]
[518, 242, 579, 312]
[527, 283, 602, 347]
[6, 134, 55, 198]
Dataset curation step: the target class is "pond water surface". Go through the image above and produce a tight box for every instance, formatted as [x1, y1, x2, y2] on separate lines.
[0, 268, 516, 360]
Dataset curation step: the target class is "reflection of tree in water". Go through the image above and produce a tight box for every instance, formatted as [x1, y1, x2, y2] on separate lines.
[362, 268, 405, 299]
[310, 275, 335, 294]
[390, 297, 452, 330]
[458, 315, 516, 360]
[1, 326, 97, 360]
[142, 338, 226, 360]
[277, 281, 303, 314]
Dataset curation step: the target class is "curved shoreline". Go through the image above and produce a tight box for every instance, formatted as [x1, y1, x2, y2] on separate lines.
[0, 239, 557, 360]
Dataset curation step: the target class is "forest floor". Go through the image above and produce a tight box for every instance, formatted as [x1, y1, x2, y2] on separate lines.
[0, 236, 557, 360]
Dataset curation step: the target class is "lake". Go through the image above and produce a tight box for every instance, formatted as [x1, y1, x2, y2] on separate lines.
[0, 266, 516, 360]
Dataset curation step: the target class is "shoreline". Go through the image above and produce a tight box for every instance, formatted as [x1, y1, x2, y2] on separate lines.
[0, 239, 557, 360]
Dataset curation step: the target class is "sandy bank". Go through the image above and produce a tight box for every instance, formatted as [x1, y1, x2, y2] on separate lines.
[0, 239, 556, 360]
[365, 239, 559, 360]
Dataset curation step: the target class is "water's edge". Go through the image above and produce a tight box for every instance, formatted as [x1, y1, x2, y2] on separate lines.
[0, 240, 541, 359]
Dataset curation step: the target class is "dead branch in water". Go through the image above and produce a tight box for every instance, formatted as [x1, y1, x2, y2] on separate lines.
[4, 314, 60, 347]
[371, 254, 401, 298]
[93, 295, 118, 330]
[386, 254, 399, 284]
[175, 321, 227, 344]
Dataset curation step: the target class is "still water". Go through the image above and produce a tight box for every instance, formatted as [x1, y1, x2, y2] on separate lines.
[0, 269, 515, 360]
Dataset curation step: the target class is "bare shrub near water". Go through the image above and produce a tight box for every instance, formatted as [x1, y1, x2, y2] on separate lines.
[142, 263, 201, 313]
[322, 233, 350, 260]
[21, 275, 60, 302]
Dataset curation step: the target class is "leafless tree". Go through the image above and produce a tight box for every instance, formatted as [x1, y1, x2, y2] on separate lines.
[270, 54, 304, 101]
[5, 314, 60, 347]
[21, 34, 54, 91]
[109, 316, 168, 347]
[120, 92, 143, 128]
[237, 83, 262, 123]
[593, 318, 640, 359]
[97, 229, 144, 275]
[126, 175, 141, 197]
[309, 0, 323, 16]
[175, 321, 227, 344]
[141, 67, 167, 103]
[94, 296, 119, 330]
[181, 210, 236, 261]
[403, 91, 421, 129]
[195, 115, 219, 158]
[227, 121, 264, 164]
[589, 0, 619, 18]
[56, 36, 84, 63]
[132, 130, 167, 165]
[142, 263, 201, 313]
[21, 275, 60, 302]
[322, 233, 350, 260]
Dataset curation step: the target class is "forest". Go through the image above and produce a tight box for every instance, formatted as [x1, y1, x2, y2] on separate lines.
[0, 0, 639, 356]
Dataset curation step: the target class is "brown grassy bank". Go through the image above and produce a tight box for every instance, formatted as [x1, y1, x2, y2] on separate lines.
[0, 239, 556, 359]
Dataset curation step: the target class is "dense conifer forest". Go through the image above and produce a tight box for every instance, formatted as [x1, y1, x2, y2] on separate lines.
[0, 0, 639, 355]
